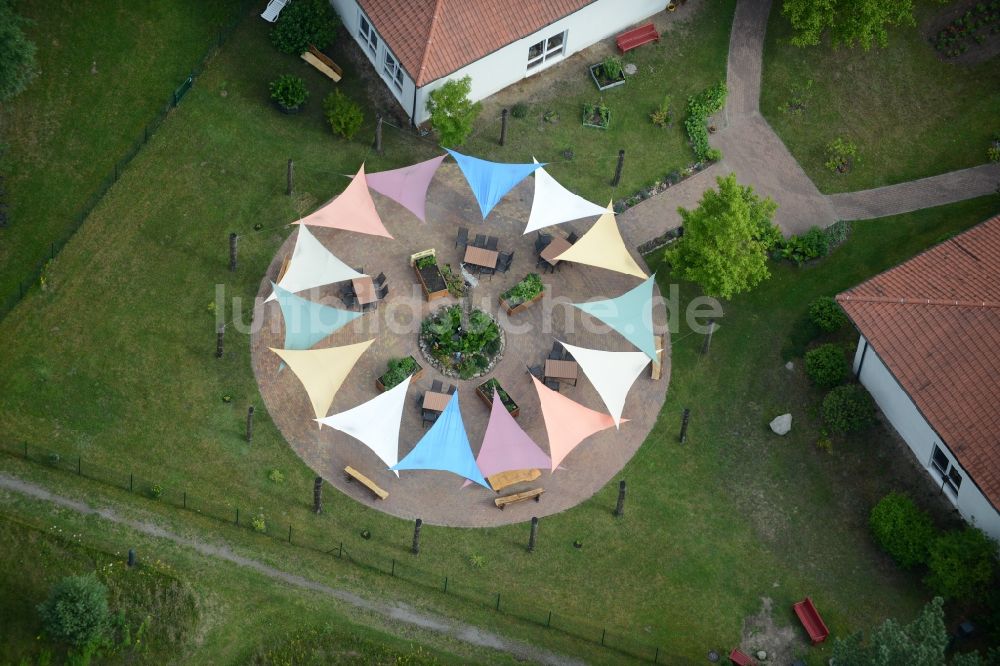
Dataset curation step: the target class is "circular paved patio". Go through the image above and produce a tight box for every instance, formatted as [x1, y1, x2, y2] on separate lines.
[251, 162, 670, 527]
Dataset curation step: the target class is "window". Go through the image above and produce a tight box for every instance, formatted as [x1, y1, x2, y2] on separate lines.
[527, 30, 567, 70]
[383, 50, 404, 91]
[359, 14, 378, 55]
[930, 444, 963, 495]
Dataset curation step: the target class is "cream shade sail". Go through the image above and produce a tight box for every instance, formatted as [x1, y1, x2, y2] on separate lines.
[270, 339, 374, 421]
[553, 204, 648, 279]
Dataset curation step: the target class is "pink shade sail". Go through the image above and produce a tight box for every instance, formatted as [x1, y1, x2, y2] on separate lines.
[477, 393, 551, 478]
[530, 376, 618, 471]
[365, 155, 447, 223]
[293, 164, 394, 238]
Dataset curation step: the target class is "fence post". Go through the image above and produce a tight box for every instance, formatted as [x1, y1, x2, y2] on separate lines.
[654, 647, 660, 663]
[443, 576, 448, 593]
[391, 559, 395, 576]
[701, 318, 715, 355]
[245, 406, 254, 443]
[216, 324, 225, 358]
[614, 479, 626, 517]
[312, 476, 323, 514]
[23, 442, 28, 459]
[288, 524, 292, 543]
[183, 491, 187, 509]
[527, 516, 538, 552]
[612, 149, 625, 186]
[499, 108, 508, 146]
[286, 159, 294, 196]
[374, 114, 383, 155]
[229, 232, 238, 272]
[77, 456, 81, 475]
[601, 628, 606, 646]
[338, 541, 343, 558]
[546, 610, 552, 627]
[411, 518, 422, 555]
[129, 473, 133, 492]
[236, 508, 240, 526]
[495, 593, 501, 611]
[679, 407, 691, 444]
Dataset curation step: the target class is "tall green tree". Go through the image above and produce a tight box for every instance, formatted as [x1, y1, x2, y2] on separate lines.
[782, 0, 915, 50]
[665, 173, 780, 299]
[0, 0, 38, 101]
[426, 76, 481, 147]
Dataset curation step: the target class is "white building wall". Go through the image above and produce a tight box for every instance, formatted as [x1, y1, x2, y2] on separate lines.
[854, 336, 1000, 542]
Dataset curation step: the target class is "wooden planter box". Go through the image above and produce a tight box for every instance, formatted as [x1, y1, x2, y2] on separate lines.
[589, 63, 625, 91]
[476, 379, 519, 418]
[582, 106, 611, 129]
[499, 289, 544, 316]
[411, 249, 449, 301]
[375, 356, 425, 392]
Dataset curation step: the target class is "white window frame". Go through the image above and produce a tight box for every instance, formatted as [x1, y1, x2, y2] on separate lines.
[358, 12, 379, 56]
[929, 444, 963, 496]
[383, 48, 404, 92]
[527, 30, 567, 70]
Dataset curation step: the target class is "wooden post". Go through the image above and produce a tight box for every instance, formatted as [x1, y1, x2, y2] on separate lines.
[499, 108, 509, 146]
[612, 149, 625, 186]
[411, 518, 422, 554]
[701, 319, 715, 355]
[528, 516, 538, 552]
[127, 549, 136, 567]
[286, 159, 294, 196]
[245, 406, 254, 442]
[374, 114, 383, 155]
[313, 476, 323, 514]
[215, 324, 225, 358]
[679, 408, 691, 444]
[228, 232, 238, 272]
[614, 479, 626, 517]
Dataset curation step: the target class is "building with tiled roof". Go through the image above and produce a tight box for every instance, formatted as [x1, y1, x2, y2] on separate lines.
[328, 0, 668, 123]
[837, 214, 1000, 542]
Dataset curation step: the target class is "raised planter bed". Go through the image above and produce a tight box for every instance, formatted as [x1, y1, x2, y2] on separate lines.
[375, 355, 425, 392]
[476, 378, 519, 418]
[589, 62, 625, 91]
[411, 249, 449, 301]
[499, 273, 544, 315]
[582, 101, 611, 130]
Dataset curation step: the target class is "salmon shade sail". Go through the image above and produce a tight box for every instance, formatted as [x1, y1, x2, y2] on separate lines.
[570, 276, 658, 360]
[365, 155, 447, 223]
[269, 339, 375, 421]
[316, 376, 410, 474]
[271, 282, 363, 350]
[553, 204, 648, 279]
[294, 164, 393, 238]
[523, 159, 606, 234]
[530, 376, 618, 470]
[558, 342, 649, 427]
[445, 149, 543, 220]
[266, 225, 365, 302]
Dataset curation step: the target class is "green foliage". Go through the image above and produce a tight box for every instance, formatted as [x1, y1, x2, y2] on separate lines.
[989, 133, 1000, 163]
[583, 100, 610, 128]
[380, 356, 419, 389]
[37, 574, 109, 647]
[825, 137, 858, 173]
[925, 527, 998, 601]
[650, 94, 673, 127]
[250, 624, 443, 665]
[414, 254, 437, 270]
[510, 101, 528, 118]
[501, 273, 543, 306]
[831, 597, 948, 666]
[684, 81, 727, 161]
[323, 90, 364, 140]
[776, 226, 830, 264]
[478, 378, 517, 414]
[869, 492, 935, 569]
[420, 306, 500, 379]
[269, 0, 338, 55]
[783, 78, 813, 114]
[468, 554, 485, 568]
[149, 483, 164, 499]
[426, 76, 481, 147]
[0, 0, 37, 101]
[930, 4, 1000, 58]
[267, 469, 284, 484]
[822, 384, 875, 433]
[601, 55, 624, 81]
[782, 0, 916, 50]
[250, 513, 266, 533]
[805, 343, 849, 388]
[809, 296, 849, 332]
[268, 74, 308, 109]
[440, 263, 466, 298]
[666, 173, 780, 299]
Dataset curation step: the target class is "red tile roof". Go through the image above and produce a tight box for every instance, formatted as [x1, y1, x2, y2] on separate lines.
[837, 214, 1000, 511]
[357, 0, 596, 86]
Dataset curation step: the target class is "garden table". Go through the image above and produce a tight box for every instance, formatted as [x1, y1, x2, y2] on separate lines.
[464, 246, 499, 269]
[352, 276, 376, 305]
[544, 359, 578, 386]
[540, 236, 572, 266]
[422, 391, 451, 412]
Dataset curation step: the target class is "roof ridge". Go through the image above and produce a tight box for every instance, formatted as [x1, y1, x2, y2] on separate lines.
[415, 0, 447, 84]
[836, 295, 1000, 309]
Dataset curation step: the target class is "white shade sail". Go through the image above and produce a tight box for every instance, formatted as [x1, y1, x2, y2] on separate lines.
[523, 159, 607, 234]
[266, 225, 365, 302]
[559, 341, 650, 427]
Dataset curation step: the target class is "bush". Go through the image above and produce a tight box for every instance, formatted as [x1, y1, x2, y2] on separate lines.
[805, 343, 849, 388]
[251, 513, 267, 533]
[149, 483, 164, 499]
[267, 469, 284, 484]
[601, 55, 623, 80]
[426, 76, 481, 147]
[776, 226, 829, 264]
[925, 527, 999, 601]
[323, 91, 364, 139]
[825, 137, 858, 173]
[269, 75, 308, 110]
[380, 356, 419, 389]
[989, 133, 1000, 162]
[270, 0, 338, 55]
[869, 492, 935, 569]
[0, 0, 38, 101]
[809, 296, 849, 333]
[684, 82, 727, 161]
[822, 384, 875, 433]
[37, 574, 109, 647]
[510, 102, 528, 118]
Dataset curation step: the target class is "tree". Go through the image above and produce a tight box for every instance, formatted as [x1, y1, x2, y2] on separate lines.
[832, 597, 947, 666]
[270, 0, 338, 55]
[868, 491, 935, 569]
[0, 0, 38, 101]
[665, 173, 779, 299]
[426, 76, 481, 147]
[323, 90, 364, 139]
[925, 527, 998, 601]
[782, 0, 916, 50]
[822, 383, 874, 433]
[37, 574, 109, 647]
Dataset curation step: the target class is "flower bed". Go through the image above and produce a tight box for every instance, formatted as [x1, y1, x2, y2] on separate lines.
[582, 100, 611, 129]
[375, 356, 424, 392]
[499, 273, 544, 315]
[418, 305, 504, 380]
[589, 56, 625, 91]
[476, 378, 519, 418]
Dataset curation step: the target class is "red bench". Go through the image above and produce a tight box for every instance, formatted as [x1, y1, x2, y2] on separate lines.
[793, 597, 830, 644]
[729, 648, 755, 666]
[616, 23, 660, 53]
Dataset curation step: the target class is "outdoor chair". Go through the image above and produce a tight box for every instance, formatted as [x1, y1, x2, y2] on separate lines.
[486, 236, 499, 251]
[535, 232, 552, 253]
[455, 227, 469, 248]
[374, 272, 387, 287]
[497, 251, 514, 273]
[339, 283, 355, 298]
[566, 231, 579, 244]
[544, 377, 560, 392]
[341, 293, 359, 309]
[376, 284, 389, 300]
[354, 266, 364, 275]
[422, 410, 439, 427]
[446, 384, 457, 394]
[474, 233, 487, 248]
[527, 364, 543, 379]
[549, 341, 562, 360]
[562, 348, 575, 362]
[431, 379, 443, 393]
[480, 265, 495, 280]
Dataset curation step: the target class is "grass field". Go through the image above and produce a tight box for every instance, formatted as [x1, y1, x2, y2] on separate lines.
[760, 0, 1000, 193]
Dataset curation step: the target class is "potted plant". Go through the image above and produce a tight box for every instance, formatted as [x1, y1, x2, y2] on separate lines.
[589, 55, 626, 91]
[499, 273, 544, 315]
[476, 378, 519, 418]
[410, 250, 449, 301]
[375, 356, 424, 392]
[269, 74, 309, 113]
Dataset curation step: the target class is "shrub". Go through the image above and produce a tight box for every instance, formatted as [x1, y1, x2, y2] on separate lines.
[269, 74, 308, 110]
[268, 469, 284, 484]
[824, 219, 852, 247]
[805, 343, 849, 388]
[822, 384, 875, 433]
[426, 76, 481, 147]
[925, 527, 999, 600]
[684, 81, 727, 161]
[601, 55, 624, 80]
[989, 132, 1000, 162]
[650, 94, 672, 127]
[501, 273, 543, 306]
[825, 137, 858, 173]
[251, 513, 267, 533]
[270, 0, 338, 55]
[0, 0, 38, 101]
[510, 102, 528, 118]
[149, 483, 164, 499]
[809, 296, 849, 333]
[583, 100, 610, 127]
[380, 356, 418, 389]
[776, 226, 829, 264]
[323, 90, 364, 139]
[37, 574, 109, 647]
[869, 492, 935, 569]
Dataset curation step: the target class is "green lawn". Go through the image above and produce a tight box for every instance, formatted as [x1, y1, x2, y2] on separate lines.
[760, 0, 1000, 194]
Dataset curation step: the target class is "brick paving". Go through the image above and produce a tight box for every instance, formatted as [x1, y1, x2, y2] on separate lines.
[251, 163, 671, 527]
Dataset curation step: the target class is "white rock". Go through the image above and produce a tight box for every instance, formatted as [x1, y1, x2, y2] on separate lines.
[757, 650, 767, 660]
[624, 63, 638, 75]
[785, 361, 794, 371]
[769, 413, 792, 435]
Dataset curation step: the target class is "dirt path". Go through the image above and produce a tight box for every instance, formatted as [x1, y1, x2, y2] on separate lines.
[0, 472, 584, 666]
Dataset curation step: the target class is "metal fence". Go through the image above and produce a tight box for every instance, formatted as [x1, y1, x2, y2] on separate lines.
[1, 438, 680, 663]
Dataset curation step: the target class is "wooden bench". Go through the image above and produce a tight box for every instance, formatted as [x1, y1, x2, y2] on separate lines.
[301, 44, 343, 82]
[616, 23, 660, 53]
[494, 487, 543, 509]
[488, 468, 540, 492]
[344, 466, 388, 500]
[650, 334, 666, 380]
[275, 254, 291, 283]
[793, 597, 830, 644]
[728, 648, 755, 666]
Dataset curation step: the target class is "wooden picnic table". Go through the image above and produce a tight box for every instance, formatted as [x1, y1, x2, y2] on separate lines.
[544, 359, 578, 386]
[487, 468, 541, 492]
[464, 245, 499, 269]
[540, 236, 572, 265]
[422, 390, 451, 412]
[352, 276, 376, 305]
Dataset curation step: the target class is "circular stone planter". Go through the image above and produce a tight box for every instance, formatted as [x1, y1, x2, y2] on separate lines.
[417, 305, 505, 380]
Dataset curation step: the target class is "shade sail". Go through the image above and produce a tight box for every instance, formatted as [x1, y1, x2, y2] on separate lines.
[272, 282, 362, 350]
[523, 159, 607, 234]
[553, 204, 648, 279]
[476, 393, 551, 478]
[294, 164, 393, 238]
[266, 225, 365, 302]
[391, 392, 489, 488]
[570, 276, 658, 360]
[445, 149, 542, 219]
[316, 376, 410, 474]
[365, 155, 446, 223]
[531, 376, 617, 470]
[559, 342, 649, 427]
[270, 339, 374, 421]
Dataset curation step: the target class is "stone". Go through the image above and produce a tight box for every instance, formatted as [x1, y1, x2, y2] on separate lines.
[769, 413, 792, 435]
[624, 63, 638, 76]
[757, 650, 767, 660]
[785, 361, 794, 371]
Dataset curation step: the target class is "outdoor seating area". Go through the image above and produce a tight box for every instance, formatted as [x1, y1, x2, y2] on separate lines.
[536, 230, 575, 273]
[420, 379, 457, 427]
[339, 271, 389, 310]
[462, 232, 510, 278]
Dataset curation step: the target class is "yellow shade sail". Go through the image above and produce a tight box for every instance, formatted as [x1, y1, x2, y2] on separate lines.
[553, 203, 647, 279]
[270, 339, 375, 420]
